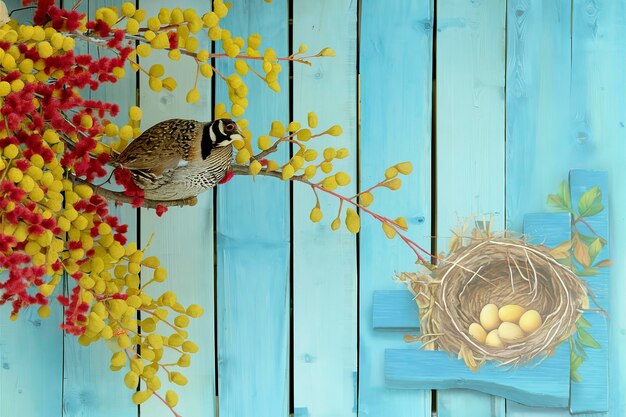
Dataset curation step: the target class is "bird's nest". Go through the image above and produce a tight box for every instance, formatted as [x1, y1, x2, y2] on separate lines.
[399, 236, 589, 370]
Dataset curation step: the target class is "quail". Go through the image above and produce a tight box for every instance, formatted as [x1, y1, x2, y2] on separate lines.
[110, 118, 243, 201]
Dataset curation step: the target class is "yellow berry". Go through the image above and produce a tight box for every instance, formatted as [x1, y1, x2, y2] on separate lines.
[186, 304, 204, 318]
[303, 165, 317, 179]
[345, 208, 360, 233]
[310, 207, 323, 223]
[182, 340, 198, 353]
[3, 143, 19, 159]
[202, 12, 219, 28]
[124, 371, 139, 389]
[200, 63, 213, 78]
[132, 390, 153, 405]
[307, 112, 318, 128]
[320, 162, 333, 174]
[331, 217, 341, 231]
[165, 390, 179, 407]
[384, 178, 402, 190]
[282, 164, 295, 180]
[0, 81, 11, 97]
[235, 148, 251, 164]
[322, 176, 337, 191]
[321, 47, 336, 57]
[269, 121, 285, 138]
[154, 267, 167, 282]
[385, 167, 398, 179]
[297, 129, 312, 141]
[121, 2, 136, 17]
[359, 192, 374, 207]
[326, 125, 343, 136]
[186, 88, 200, 103]
[395, 162, 413, 175]
[250, 160, 262, 176]
[136, 44, 151, 57]
[168, 49, 181, 61]
[38, 305, 51, 318]
[335, 172, 350, 186]
[382, 223, 397, 239]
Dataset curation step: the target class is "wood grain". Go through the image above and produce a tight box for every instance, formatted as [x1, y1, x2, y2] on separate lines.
[359, 1, 433, 416]
[137, 1, 216, 416]
[291, 1, 358, 416]
[436, 0, 506, 415]
[216, 1, 290, 416]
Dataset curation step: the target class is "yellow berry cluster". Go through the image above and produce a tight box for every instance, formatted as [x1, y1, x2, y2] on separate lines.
[0, 22, 77, 89]
[90, 0, 335, 116]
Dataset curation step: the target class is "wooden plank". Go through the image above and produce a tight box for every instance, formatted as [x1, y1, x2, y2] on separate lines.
[436, 1, 506, 416]
[291, 1, 358, 416]
[61, 1, 138, 416]
[568, 170, 609, 413]
[137, 1, 216, 416]
[385, 348, 570, 408]
[358, 1, 433, 415]
[216, 1, 290, 416]
[372, 291, 420, 331]
[0, 2, 62, 417]
[505, 1, 574, 416]
[506, 0, 573, 232]
[569, 2, 626, 414]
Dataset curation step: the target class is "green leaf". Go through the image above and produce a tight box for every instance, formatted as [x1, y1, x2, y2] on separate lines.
[577, 315, 592, 328]
[547, 194, 568, 211]
[588, 238, 603, 262]
[595, 259, 613, 268]
[571, 351, 585, 370]
[578, 328, 601, 349]
[560, 180, 571, 209]
[571, 369, 583, 383]
[577, 186, 603, 217]
[577, 267, 600, 276]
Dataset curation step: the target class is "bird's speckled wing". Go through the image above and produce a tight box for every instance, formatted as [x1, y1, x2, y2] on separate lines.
[112, 119, 203, 175]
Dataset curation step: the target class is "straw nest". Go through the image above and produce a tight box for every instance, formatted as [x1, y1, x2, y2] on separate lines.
[399, 236, 589, 370]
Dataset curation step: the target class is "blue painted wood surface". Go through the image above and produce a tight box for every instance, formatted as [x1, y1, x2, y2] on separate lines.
[138, 1, 217, 416]
[569, 170, 609, 414]
[385, 348, 570, 408]
[372, 291, 420, 331]
[0, 3, 63, 417]
[4, 0, 626, 415]
[436, 0, 506, 415]
[216, 1, 290, 416]
[292, 0, 358, 415]
[359, 1, 433, 416]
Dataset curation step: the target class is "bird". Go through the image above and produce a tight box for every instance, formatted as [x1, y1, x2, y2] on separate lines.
[109, 118, 244, 201]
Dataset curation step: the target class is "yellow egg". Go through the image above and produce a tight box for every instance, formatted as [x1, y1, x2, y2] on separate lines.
[498, 322, 525, 342]
[479, 303, 501, 331]
[498, 304, 526, 323]
[519, 310, 543, 334]
[485, 329, 503, 348]
[468, 323, 487, 344]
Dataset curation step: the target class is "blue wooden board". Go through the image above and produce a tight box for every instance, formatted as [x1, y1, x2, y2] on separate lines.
[569, 170, 609, 414]
[138, 1, 217, 415]
[385, 348, 570, 408]
[216, 1, 290, 416]
[436, 0, 507, 415]
[373, 291, 420, 331]
[291, 0, 358, 415]
[359, 0, 434, 415]
[0, 3, 63, 417]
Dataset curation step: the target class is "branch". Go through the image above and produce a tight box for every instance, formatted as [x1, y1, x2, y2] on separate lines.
[71, 176, 197, 209]
[230, 164, 431, 262]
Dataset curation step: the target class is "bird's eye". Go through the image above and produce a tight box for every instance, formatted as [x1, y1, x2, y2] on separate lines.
[225, 123, 235, 131]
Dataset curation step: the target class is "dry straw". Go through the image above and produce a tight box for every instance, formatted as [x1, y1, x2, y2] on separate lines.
[399, 234, 589, 370]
